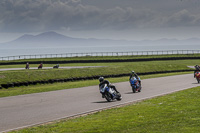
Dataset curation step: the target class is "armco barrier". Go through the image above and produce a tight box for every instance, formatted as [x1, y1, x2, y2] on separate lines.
[0, 69, 193, 89]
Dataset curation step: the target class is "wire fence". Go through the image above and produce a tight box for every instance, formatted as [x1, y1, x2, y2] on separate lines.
[1, 50, 200, 61]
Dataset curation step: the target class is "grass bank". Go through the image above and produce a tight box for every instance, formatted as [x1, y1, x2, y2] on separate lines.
[11, 85, 200, 133]
[0, 60, 195, 85]
[0, 72, 190, 98]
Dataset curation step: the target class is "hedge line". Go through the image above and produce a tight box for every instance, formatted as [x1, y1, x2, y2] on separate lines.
[1, 57, 200, 65]
[0, 69, 193, 89]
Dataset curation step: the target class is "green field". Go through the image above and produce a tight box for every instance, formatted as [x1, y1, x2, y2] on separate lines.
[0, 54, 198, 97]
[0, 60, 195, 85]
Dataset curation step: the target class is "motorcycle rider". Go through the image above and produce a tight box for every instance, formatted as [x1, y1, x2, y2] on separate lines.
[99, 77, 119, 98]
[38, 63, 43, 69]
[194, 65, 200, 78]
[54, 64, 59, 68]
[25, 62, 29, 69]
[129, 71, 141, 85]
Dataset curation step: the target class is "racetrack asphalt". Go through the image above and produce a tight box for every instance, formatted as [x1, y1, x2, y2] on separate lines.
[0, 73, 198, 132]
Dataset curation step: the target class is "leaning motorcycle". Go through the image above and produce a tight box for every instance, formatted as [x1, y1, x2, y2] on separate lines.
[130, 77, 141, 93]
[53, 65, 59, 69]
[99, 84, 122, 102]
[195, 72, 200, 83]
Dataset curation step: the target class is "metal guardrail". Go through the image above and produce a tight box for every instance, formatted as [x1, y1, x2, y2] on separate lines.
[0, 50, 200, 61]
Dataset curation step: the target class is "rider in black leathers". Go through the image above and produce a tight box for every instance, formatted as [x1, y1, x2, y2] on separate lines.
[99, 77, 119, 98]
[25, 62, 29, 69]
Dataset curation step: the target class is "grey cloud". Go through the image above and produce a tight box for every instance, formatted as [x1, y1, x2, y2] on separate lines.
[163, 9, 198, 27]
[0, 0, 101, 32]
[0, 0, 200, 33]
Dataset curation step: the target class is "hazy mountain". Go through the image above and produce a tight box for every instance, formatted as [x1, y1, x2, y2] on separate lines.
[0, 31, 133, 48]
[0, 31, 200, 49]
[2, 31, 85, 48]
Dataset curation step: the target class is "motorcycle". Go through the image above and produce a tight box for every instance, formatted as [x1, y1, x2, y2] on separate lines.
[195, 71, 200, 83]
[25, 65, 29, 69]
[38, 65, 42, 69]
[130, 77, 141, 93]
[38, 63, 43, 69]
[53, 64, 59, 69]
[99, 84, 122, 102]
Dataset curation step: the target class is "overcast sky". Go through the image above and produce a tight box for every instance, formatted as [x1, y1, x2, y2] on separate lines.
[0, 0, 200, 42]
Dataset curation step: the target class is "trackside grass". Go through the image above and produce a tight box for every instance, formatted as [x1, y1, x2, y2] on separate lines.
[0, 60, 196, 85]
[0, 72, 191, 98]
[11, 86, 200, 133]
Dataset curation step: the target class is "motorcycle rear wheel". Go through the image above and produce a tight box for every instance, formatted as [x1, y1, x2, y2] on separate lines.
[105, 92, 112, 102]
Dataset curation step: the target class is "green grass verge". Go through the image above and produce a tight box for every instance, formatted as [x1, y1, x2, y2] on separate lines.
[0, 60, 196, 85]
[10, 84, 200, 133]
[0, 72, 191, 98]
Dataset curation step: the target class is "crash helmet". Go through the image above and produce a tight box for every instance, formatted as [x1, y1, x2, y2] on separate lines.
[131, 71, 135, 74]
[99, 77, 104, 82]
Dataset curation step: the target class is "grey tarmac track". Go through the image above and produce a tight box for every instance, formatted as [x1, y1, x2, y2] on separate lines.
[0, 73, 199, 132]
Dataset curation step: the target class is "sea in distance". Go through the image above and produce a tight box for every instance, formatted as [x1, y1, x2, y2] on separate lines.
[1, 44, 200, 58]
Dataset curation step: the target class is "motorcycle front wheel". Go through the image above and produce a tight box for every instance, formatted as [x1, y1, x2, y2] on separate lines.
[116, 93, 122, 101]
[132, 87, 136, 93]
[197, 78, 200, 83]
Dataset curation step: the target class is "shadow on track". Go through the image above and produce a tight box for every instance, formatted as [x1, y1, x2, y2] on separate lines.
[92, 100, 118, 103]
[124, 92, 141, 94]
[192, 82, 199, 84]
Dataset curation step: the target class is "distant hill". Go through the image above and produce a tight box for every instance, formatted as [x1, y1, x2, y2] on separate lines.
[0, 31, 131, 48]
[0, 31, 200, 49]
[0, 31, 86, 48]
